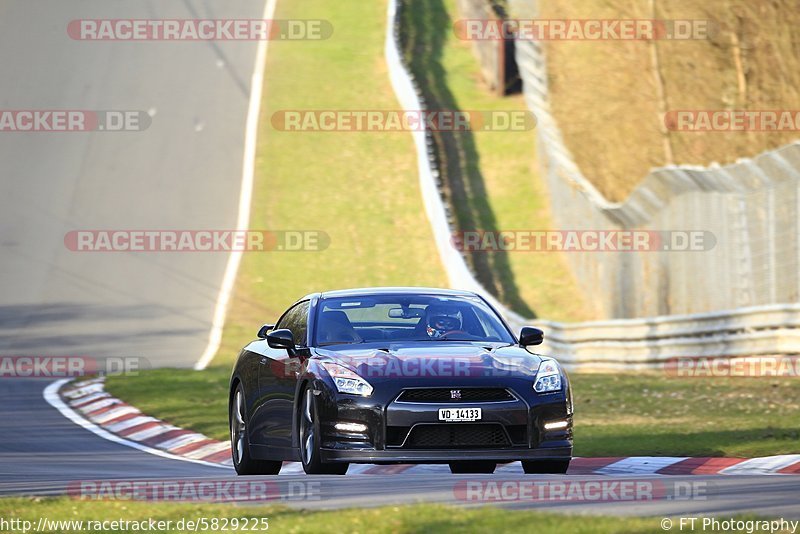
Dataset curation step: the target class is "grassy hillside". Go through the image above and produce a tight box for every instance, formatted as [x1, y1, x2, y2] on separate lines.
[215, 0, 448, 366]
[540, 0, 800, 201]
[108, 0, 447, 433]
[400, 0, 596, 321]
[105, 2, 800, 459]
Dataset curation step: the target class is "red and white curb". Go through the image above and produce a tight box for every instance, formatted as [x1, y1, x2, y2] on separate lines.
[47, 377, 800, 476]
[45, 378, 231, 469]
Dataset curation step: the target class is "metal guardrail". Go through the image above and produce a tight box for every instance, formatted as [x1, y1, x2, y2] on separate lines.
[536, 303, 800, 342]
[534, 303, 800, 369]
[510, 0, 800, 319]
[386, 0, 800, 367]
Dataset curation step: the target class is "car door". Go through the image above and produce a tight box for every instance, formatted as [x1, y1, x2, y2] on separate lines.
[253, 300, 310, 452]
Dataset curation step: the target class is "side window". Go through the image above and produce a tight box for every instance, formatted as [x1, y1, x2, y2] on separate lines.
[275, 310, 291, 331]
[276, 301, 310, 347]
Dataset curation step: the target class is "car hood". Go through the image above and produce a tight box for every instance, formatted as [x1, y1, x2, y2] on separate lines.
[312, 343, 545, 381]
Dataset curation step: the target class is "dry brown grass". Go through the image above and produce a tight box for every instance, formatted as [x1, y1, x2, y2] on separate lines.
[540, 0, 800, 201]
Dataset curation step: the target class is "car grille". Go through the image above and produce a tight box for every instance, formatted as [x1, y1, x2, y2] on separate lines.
[396, 388, 514, 403]
[404, 424, 510, 448]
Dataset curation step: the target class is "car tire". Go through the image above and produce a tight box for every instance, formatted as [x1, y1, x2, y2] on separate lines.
[231, 385, 283, 475]
[521, 459, 570, 474]
[300, 387, 349, 475]
[448, 461, 497, 474]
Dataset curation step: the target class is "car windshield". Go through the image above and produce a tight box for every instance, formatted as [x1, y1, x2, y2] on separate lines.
[314, 294, 515, 346]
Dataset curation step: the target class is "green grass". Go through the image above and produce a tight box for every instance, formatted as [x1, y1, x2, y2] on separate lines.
[107, 371, 800, 457]
[106, 367, 230, 441]
[0, 498, 671, 533]
[399, 0, 595, 322]
[571, 374, 800, 457]
[214, 0, 448, 368]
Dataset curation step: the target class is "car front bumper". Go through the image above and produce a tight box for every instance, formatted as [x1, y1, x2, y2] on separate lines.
[313, 378, 573, 464]
[320, 445, 572, 464]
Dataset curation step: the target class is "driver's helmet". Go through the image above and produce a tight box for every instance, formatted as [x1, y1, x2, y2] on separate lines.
[425, 306, 463, 339]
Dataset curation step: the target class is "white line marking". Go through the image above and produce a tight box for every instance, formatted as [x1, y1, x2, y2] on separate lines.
[719, 454, 800, 475]
[596, 456, 687, 475]
[89, 406, 141, 424]
[124, 424, 179, 442]
[344, 464, 375, 475]
[69, 392, 110, 407]
[184, 442, 230, 459]
[278, 462, 305, 475]
[77, 398, 122, 414]
[105, 416, 158, 433]
[155, 433, 208, 451]
[62, 383, 104, 399]
[43, 379, 230, 470]
[194, 0, 278, 370]
[494, 462, 524, 473]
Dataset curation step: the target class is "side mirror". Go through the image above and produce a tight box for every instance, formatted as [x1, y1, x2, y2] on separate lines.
[519, 326, 544, 346]
[257, 324, 275, 339]
[266, 328, 296, 353]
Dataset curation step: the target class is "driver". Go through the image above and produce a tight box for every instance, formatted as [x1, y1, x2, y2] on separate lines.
[425, 306, 463, 339]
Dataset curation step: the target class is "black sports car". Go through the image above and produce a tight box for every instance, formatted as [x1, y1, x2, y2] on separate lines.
[229, 287, 573, 475]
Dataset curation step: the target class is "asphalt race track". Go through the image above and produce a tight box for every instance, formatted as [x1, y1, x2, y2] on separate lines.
[0, 0, 260, 365]
[0, 0, 260, 501]
[0, 378, 228, 489]
[0, 0, 798, 521]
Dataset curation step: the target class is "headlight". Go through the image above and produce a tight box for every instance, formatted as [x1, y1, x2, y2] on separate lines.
[533, 358, 562, 393]
[320, 362, 373, 396]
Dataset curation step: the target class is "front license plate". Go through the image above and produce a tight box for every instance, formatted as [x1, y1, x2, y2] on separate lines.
[438, 407, 482, 422]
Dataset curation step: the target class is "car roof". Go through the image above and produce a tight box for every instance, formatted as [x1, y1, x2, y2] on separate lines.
[302, 287, 479, 301]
